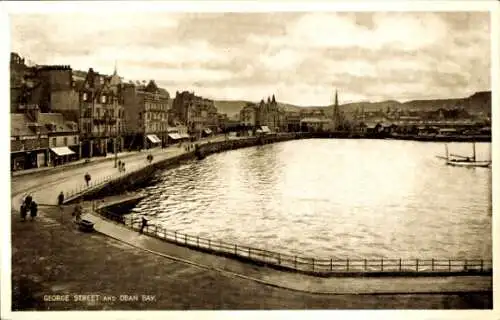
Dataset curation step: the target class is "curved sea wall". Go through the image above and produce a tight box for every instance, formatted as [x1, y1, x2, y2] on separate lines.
[65, 133, 312, 204]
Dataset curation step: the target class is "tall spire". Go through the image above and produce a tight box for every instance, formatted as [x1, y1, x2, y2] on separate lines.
[113, 60, 118, 76]
[334, 89, 338, 107]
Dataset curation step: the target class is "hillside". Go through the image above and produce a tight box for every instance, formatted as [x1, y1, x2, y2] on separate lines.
[214, 91, 491, 118]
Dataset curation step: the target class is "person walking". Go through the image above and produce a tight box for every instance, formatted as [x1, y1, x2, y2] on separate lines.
[139, 216, 147, 234]
[84, 172, 91, 186]
[72, 202, 83, 223]
[29, 201, 38, 221]
[58, 191, 65, 222]
[20, 203, 27, 222]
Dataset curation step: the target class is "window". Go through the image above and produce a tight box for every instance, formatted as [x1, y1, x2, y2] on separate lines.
[101, 95, 106, 103]
[83, 92, 88, 101]
[63, 137, 68, 145]
[52, 137, 57, 146]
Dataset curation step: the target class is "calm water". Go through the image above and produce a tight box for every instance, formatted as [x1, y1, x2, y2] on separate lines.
[130, 139, 492, 260]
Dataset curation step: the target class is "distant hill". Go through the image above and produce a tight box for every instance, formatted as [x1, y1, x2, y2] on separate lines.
[214, 91, 491, 118]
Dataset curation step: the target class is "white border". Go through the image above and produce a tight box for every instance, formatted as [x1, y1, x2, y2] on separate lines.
[1, 1, 498, 320]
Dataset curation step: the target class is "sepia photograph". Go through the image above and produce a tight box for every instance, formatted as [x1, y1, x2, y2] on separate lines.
[1, 1, 498, 319]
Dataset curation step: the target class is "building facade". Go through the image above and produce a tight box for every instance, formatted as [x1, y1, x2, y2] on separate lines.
[10, 106, 49, 171]
[78, 68, 125, 157]
[122, 80, 170, 149]
[172, 91, 218, 137]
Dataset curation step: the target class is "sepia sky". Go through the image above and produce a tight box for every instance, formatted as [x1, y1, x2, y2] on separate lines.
[10, 11, 491, 106]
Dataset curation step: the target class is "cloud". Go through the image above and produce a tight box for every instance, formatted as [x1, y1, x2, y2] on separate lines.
[10, 11, 491, 106]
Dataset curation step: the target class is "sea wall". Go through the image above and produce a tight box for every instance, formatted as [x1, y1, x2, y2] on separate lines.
[65, 133, 311, 204]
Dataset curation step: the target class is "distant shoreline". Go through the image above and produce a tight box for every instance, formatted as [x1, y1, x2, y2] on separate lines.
[305, 132, 491, 143]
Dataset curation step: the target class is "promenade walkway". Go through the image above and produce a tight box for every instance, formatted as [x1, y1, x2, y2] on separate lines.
[11, 135, 235, 207]
[83, 210, 492, 295]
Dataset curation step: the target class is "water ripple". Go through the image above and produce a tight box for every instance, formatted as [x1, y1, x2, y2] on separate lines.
[130, 139, 492, 260]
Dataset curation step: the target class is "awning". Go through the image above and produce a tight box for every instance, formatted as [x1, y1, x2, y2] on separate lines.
[256, 129, 263, 133]
[180, 133, 190, 139]
[147, 134, 161, 144]
[261, 126, 271, 133]
[50, 146, 75, 156]
[203, 128, 213, 135]
[168, 133, 182, 140]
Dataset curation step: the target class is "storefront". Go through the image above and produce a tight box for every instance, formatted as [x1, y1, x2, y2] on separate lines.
[146, 134, 162, 149]
[50, 146, 76, 166]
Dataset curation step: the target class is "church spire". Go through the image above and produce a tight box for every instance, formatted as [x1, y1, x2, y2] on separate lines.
[334, 89, 338, 107]
[113, 60, 118, 76]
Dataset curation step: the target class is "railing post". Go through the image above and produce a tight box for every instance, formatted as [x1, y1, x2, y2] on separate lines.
[163, 229, 166, 239]
[449, 259, 451, 271]
[208, 239, 211, 249]
[431, 258, 434, 271]
[197, 236, 199, 247]
[381, 258, 383, 272]
[464, 259, 467, 271]
[312, 258, 315, 272]
[416, 259, 419, 272]
[346, 259, 349, 271]
[399, 258, 402, 272]
[480, 259, 484, 272]
[277, 253, 281, 265]
[248, 247, 251, 258]
[364, 259, 367, 271]
[234, 244, 237, 255]
[174, 231, 177, 242]
[330, 258, 333, 271]
[294, 256, 297, 269]
[184, 234, 187, 244]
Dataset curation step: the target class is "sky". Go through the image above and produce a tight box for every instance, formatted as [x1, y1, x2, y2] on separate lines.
[9, 10, 491, 106]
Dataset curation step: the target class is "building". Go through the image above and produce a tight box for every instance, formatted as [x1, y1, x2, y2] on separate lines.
[172, 91, 219, 137]
[284, 111, 301, 132]
[122, 80, 170, 149]
[300, 117, 332, 132]
[37, 111, 79, 166]
[239, 103, 258, 127]
[78, 67, 125, 157]
[10, 106, 49, 171]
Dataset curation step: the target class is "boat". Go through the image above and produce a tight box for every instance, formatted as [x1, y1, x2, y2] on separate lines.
[436, 143, 491, 168]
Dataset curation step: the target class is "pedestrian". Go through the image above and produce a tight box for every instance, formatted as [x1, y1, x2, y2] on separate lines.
[30, 201, 38, 221]
[25, 194, 33, 208]
[118, 160, 122, 170]
[20, 203, 27, 221]
[73, 202, 83, 223]
[121, 162, 126, 172]
[84, 172, 91, 186]
[139, 216, 147, 234]
[58, 191, 65, 206]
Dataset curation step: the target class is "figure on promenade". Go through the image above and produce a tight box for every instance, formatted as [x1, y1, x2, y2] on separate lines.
[58, 191, 65, 222]
[58, 191, 64, 206]
[121, 162, 126, 172]
[29, 201, 38, 221]
[24, 194, 33, 208]
[72, 202, 83, 223]
[139, 216, 147, 234]
[84, 173, 91, 186]
[147, 154, 153, 164]
[118, 160, 122, 170]
[20, 203, 27, 221]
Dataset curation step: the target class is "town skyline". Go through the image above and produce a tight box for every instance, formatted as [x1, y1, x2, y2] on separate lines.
[10, 10, 492, 106]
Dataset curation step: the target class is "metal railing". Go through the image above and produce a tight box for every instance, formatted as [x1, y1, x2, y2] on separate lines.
[97, 208, 492, 275]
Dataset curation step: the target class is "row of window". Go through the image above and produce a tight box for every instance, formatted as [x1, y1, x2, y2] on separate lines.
[82, 92, 122, 105]
[145, 102, 168, 111]
[52, 136, 77, 146]
[147, 123, 168, 133]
